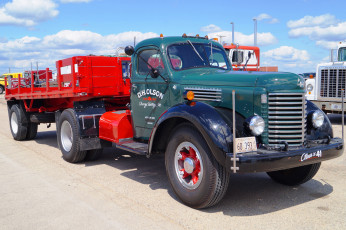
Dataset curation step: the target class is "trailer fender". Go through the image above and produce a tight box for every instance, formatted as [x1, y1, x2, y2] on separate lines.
[149, 102, 234, 166]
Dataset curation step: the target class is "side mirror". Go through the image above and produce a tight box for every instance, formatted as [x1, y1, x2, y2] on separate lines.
[149, 69, 160, 79]
[125, 46, 135, 56]
[248, 51, 252, 59]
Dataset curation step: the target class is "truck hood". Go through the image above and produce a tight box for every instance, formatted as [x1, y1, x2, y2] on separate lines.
[175, 68, 304, 91]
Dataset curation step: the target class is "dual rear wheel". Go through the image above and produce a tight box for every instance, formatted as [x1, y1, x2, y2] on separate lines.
[9, 104, 37, 141]
[57, 109, 102, 163]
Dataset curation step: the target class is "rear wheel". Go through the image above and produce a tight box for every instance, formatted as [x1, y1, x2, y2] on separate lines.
[267, 163, 321, 186]
[26, 122, 38, 140]
[0, 85, 4, 94]
[165, 124, 230, 209]
[9, 104, 27, 141]
[57, 109, 86, 163]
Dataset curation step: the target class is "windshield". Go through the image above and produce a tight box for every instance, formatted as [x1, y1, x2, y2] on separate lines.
[338, 48, 346, 62]
[167, 42, 230, 70]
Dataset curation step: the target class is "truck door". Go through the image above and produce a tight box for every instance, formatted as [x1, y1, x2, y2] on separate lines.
[131, 47, 170, 140]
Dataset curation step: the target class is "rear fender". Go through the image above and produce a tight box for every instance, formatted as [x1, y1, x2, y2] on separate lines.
[149, 102, 233, 166]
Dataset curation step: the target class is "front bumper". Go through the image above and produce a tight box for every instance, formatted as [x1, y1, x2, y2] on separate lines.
[226, 138, 343, 173]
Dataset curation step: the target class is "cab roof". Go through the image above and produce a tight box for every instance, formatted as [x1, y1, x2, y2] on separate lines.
[134, 36, 224, 52]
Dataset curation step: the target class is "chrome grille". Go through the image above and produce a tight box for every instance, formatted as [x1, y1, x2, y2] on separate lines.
[267, 93, 306, 148]
[320, 67, 346, 98]
[184, 87, 222, 101]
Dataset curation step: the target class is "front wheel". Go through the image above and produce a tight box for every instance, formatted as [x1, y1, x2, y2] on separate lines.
[57, 109, 86, 163]
[267, 163, 321, 186]
[0, 85, 4, 94]
[165, 124, 230, 209]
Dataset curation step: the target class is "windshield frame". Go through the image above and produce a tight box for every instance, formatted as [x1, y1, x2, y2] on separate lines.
[167, 42, 231, 71]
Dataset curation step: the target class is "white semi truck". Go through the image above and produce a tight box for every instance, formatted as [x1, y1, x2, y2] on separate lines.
[306, 41, 346, 113]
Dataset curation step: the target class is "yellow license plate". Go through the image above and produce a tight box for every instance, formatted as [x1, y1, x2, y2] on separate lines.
[235, 137, 257, 153]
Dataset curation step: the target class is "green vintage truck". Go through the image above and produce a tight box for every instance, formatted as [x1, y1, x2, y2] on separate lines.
[124, 35, 343, 208]
[6, 34, 343, 209]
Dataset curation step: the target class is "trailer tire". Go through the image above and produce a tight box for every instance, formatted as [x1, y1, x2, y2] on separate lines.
[26, 122, 38, 140]
[85, 149, 103, 161]
[165, 123, 230, 209]
[267, 162, 321, 186]
[0, 85, 4, 94]
[58, 109, 86, 163]
[9, 104, 28, 141]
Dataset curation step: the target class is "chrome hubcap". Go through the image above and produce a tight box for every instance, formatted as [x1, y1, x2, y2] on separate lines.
[61, 120, 73, 152]
[184, 158, 195, 174]
[174, 142, 203, 190]
[11, 112, 18, 135]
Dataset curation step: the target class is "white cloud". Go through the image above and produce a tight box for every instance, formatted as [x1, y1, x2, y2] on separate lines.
[0, 30, 158, 73]
[255, 13, 279, 24]
[289, 22, 346, 41]
[200, 24, 222, 33]
[287, 14, 346, 49]
[0, 0, 58, 27]
[208, 31, 278, 46]
[262, 46, 310, 62]
[287, 14, 338, 28]
[60, 0, 93, 3]
[260, 46, 316, 73]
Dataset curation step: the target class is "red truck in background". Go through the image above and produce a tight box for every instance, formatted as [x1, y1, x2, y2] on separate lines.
[223, 44, 278, 72]
[224, 44, 260, 71]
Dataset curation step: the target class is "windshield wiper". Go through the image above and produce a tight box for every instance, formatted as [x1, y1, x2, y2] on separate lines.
[187, 40, 204, 62]
[138, 54, 168, 82]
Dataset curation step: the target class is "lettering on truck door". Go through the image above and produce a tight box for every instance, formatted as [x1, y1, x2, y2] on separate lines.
[130, 48, 170, 139]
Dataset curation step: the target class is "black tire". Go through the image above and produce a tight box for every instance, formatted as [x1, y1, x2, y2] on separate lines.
[165, 123, 230, 209]
[8, 104, 28, 141]
[0, 85, 4, 94]
[57, 109, 86, 163]
[85, 149, 103, 161]
[26, 122, 38, 140]
[267, 162, 321, 186]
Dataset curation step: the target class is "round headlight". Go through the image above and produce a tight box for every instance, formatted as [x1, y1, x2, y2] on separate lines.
[307, 84, 313, 92]
[248, 115, 265, 136]
[312, 110, 324, 128]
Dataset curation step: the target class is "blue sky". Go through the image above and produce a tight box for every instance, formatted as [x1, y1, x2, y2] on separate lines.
[1, 0, 346, 74]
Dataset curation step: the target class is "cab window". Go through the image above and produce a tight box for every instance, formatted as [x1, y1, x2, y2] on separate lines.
[137, 49, 164, 75]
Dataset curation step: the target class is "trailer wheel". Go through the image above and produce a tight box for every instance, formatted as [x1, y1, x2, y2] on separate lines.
[9, 104, 28, 141]
[0, 85, 4, 94]
[85, 149, 103, 161]
[165, 123, 230, 209]
[267, 162, 321, 186]
[58, 109, 86, 163]
[26, 122, 38, 140]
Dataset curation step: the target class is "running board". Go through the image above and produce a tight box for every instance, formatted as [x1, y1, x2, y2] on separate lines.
[116, 139, 148, 155]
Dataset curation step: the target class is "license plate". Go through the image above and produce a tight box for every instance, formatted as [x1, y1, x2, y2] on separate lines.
[235, 137, 257, 153]
[331, 103, 342, 110]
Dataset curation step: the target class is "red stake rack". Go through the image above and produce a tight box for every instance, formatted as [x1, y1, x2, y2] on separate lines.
[5, 56, 131, 112]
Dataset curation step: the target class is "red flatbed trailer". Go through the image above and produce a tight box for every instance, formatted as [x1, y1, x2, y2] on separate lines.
[5, 56, 131, 112]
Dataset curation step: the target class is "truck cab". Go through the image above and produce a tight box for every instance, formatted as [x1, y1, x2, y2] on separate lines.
[0, 73, 22, 94]
[122, 35, 342, 208]
[223, 44, 260, 71]
[306, 41, 346, 112]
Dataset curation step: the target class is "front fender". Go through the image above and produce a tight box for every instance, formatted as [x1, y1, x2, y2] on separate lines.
[149, 101, 233, 166]
[306, 100, 333, 139]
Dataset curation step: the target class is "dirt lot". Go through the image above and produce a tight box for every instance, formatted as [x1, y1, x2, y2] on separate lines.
[0, 95, 345, 230]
